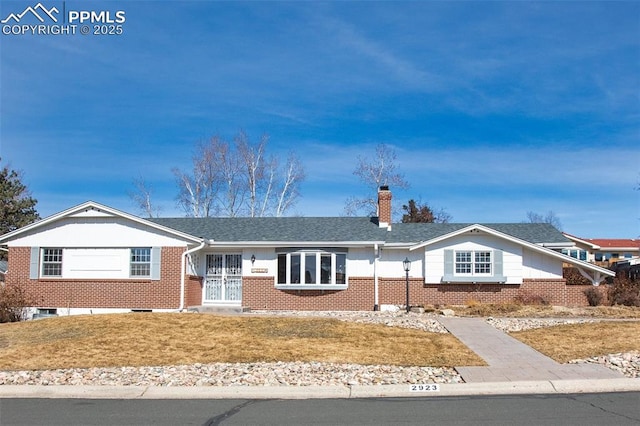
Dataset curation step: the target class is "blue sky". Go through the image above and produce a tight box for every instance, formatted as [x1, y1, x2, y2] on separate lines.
[1, 1, 638, 238]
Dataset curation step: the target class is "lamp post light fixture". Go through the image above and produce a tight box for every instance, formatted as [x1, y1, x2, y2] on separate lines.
[403, 257, 411, 313]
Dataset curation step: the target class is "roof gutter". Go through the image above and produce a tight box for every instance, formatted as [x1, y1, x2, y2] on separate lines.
[539, 242, 574, 249]
[179, 239, 206, 311]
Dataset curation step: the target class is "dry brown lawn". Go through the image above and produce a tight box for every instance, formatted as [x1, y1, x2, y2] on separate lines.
[510, 321, 640, 363]
[0, 313, 484, 371]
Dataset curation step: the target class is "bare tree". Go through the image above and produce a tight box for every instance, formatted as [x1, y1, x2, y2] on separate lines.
[525, 210, 563, 230]
[172, 138, 221, 217]
[214, 138, 244, 217]
[128, 176, 161, 218]
[236, 131, 268, 217]
[274, 153, 305, 217]
[344, 143, 410, 216]
[173, 132, 305, 217]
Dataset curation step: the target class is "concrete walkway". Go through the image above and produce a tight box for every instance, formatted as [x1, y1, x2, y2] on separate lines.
[438, 317, 623, 383]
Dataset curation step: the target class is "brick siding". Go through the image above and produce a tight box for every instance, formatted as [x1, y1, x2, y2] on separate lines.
[243, 276, 593, 310]
[379, 278, 592, 307]
[185, 275, 203, 307]
[243, 276, 376, 311]
[6, 246, 185, 310]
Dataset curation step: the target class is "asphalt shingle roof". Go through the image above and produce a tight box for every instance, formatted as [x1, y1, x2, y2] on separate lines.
[149, 217, 569, 245]
[386, 222, 569, 244]
[150, 217, 387, 242]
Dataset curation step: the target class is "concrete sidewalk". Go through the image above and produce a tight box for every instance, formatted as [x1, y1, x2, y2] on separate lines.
[438, 317, 623, 382]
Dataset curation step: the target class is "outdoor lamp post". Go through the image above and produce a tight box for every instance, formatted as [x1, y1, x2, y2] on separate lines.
[403, 257, 411, 313]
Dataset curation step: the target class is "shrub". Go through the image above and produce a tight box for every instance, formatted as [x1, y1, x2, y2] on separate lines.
[464, 302, 522, 316]
[608, 273, 640, 307]
[0, 285, 38, 323]
[583, 287, 604, 306]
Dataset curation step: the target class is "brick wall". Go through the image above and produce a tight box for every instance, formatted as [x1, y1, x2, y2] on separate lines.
[6, 246, 185, 310]
[185, 275, 203, 307]
[242, 275, 595, 310]
[243, 276, 376, 311]
[378, 278, 591, 307]
[566, 282, 606, 306]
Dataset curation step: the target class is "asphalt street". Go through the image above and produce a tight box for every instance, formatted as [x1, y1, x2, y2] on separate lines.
[1, 392, 639, 426]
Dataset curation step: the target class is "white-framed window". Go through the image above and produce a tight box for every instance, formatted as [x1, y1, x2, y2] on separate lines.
[277, 250, 346, 286]
[562, 249, 588, 261]
[130, 248, 151, 277]
[443, 249, 505, 284]
[455, 250, 492, 276]
[41, 248, 63, 277]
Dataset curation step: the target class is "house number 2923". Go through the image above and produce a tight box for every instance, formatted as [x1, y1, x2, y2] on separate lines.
[409, 384, 440, 392]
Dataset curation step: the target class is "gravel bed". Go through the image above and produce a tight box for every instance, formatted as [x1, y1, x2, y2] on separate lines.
[249, 310, 448, 333]
[569, 352, 640, 378]
[485, 317, 598, 333]
[0, 362, 462, 387]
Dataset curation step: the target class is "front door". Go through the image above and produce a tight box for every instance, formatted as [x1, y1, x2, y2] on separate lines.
[204, 254, 242, 303]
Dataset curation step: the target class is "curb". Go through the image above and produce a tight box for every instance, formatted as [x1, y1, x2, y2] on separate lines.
[0, 378, 638, 399]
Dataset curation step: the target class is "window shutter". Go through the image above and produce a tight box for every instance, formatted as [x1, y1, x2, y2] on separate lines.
[30, 247, 40, 279]
[493, 250, 504, 279]
[443, 249, 454, 281]
[151, 247, 161, 280]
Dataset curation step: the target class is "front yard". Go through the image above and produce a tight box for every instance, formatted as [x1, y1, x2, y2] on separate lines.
[0, 308, 638, 373]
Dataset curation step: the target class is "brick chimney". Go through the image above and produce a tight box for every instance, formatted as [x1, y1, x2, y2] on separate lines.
[377, 186, 392, 229]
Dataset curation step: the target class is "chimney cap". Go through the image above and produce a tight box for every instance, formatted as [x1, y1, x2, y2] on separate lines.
[379, 185, 389, 191]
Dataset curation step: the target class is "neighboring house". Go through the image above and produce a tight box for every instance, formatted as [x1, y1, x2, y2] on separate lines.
[614, 257, 640, 281]
[562, 234, 640, 267]
[0, 188, 614, 315]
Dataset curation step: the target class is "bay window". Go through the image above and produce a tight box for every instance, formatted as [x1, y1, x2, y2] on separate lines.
[277, 250, 347, 288]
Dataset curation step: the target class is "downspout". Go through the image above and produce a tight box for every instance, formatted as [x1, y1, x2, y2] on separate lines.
[178, 239, 206, 311]
[0, 247, 7, 283]
[373, 243, 379, 311]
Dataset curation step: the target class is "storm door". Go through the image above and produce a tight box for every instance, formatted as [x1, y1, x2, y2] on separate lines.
[204, 254, 242, 303]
